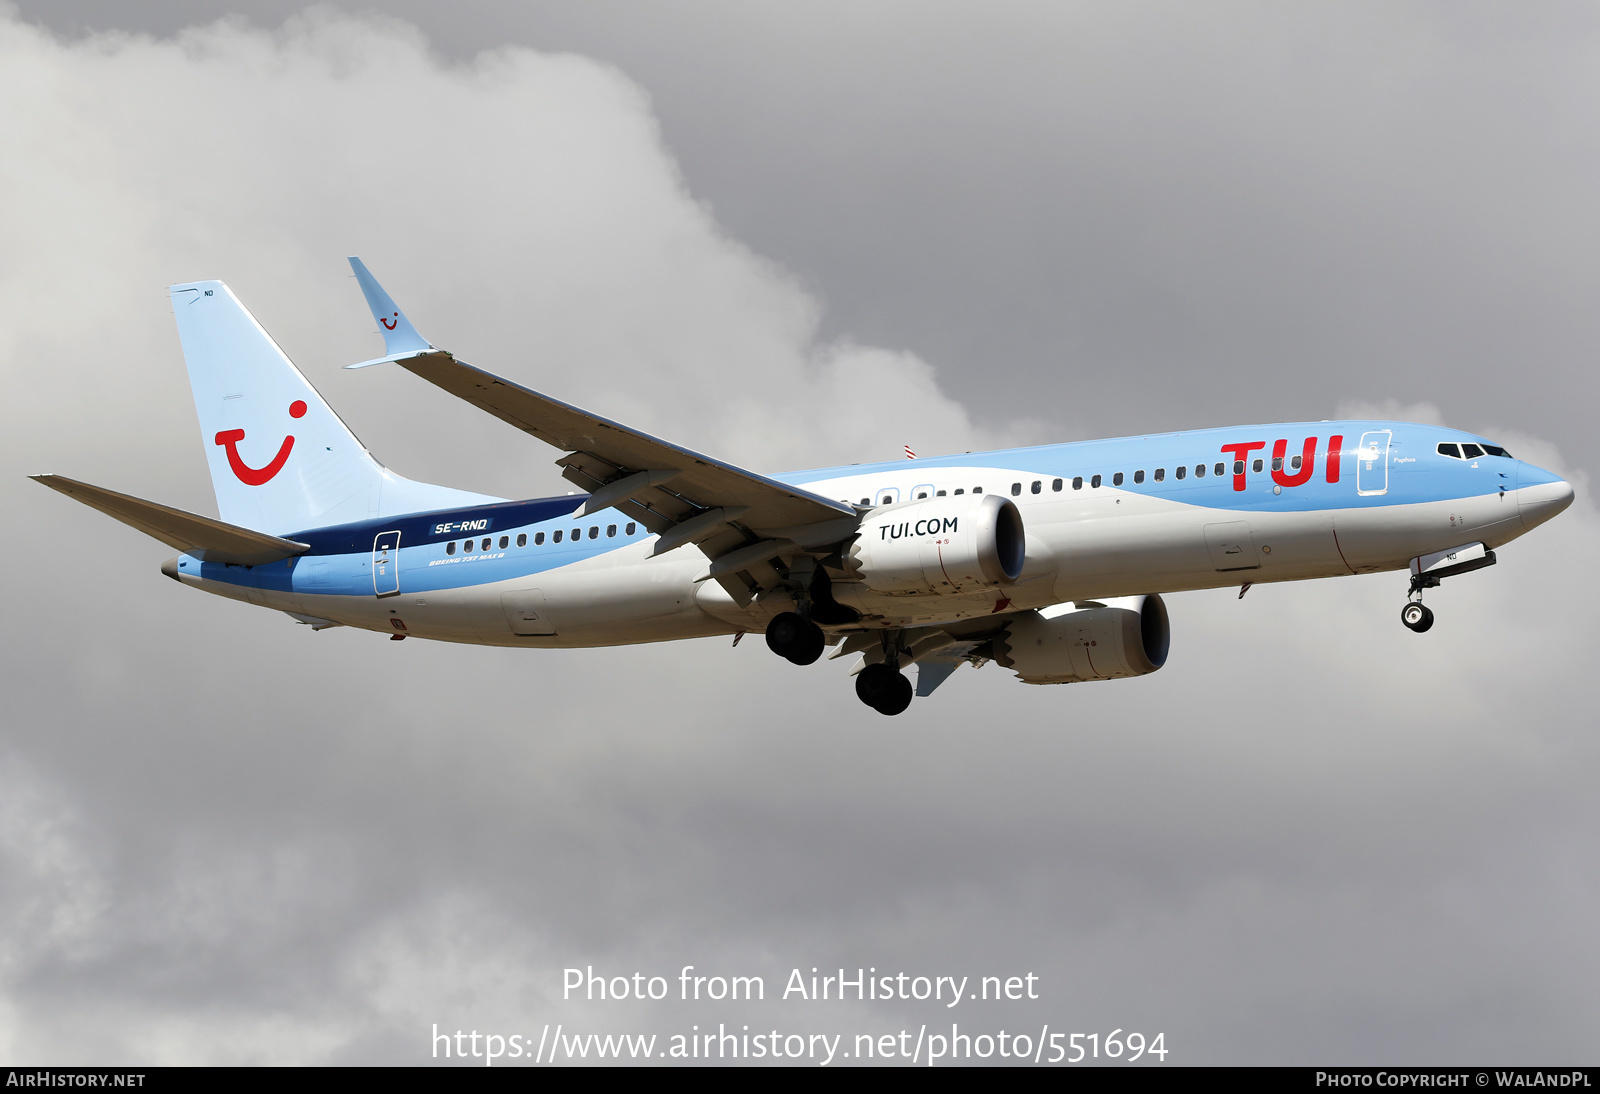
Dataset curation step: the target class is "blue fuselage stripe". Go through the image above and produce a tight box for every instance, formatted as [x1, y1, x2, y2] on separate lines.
[183, 419, 1547, 594]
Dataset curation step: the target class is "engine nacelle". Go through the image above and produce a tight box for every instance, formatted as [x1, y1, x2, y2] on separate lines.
[847, 492, 1024, 596]
[995, 595, 1170, 684]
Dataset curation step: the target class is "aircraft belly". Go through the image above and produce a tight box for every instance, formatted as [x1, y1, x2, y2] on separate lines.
[1332, 492, 1521, 572]
[1046, 500, 1347, 600]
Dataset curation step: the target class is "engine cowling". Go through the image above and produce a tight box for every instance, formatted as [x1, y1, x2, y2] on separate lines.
[995, 595, 1170, 684]
[847, 493, 1024, 595]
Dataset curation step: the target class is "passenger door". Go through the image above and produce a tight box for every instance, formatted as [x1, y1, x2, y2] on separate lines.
[1357, 430, 1392, 496]
[372, 531, 401, 598]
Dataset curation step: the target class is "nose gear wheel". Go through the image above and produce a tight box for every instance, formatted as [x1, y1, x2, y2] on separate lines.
[1401, 602, 1434, 633]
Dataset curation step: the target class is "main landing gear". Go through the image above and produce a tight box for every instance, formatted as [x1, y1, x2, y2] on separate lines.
[855, 662, 914, 716]
[764, 603, 913, 717]
[765, 611, 825, 665]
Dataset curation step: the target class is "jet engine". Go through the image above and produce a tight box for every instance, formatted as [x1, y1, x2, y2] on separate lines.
[995, 595, 1170, 684]
[847, 492, 1024, 595]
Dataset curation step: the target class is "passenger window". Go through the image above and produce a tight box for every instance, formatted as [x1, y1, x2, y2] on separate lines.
[1233, 461, 1244, 475]
[589, 526, 599, 539]
[572, 528, 581, 540]
[1461, 443, 1484, 458]
[499, 536, 509, 549]
[936, 490, 946, 496]
[1177, 466, 1187, 480]
[858, 497, 870, 505]
[478, 538, 488, 551]
[446, 541, 455, 555]
[607, 524, 617, 537]
[1112, 472, 1124, 486]
[1011, 483, 1022, 496]
[1030, 480, 1041, 494]
[626, 523, 636, 535]
[1134, 470, 1145, 484]
[1252, 459, 1263, 473]
[1091, 474, 1102, 488]
[1214, 463, 1225, 477]
[1271, 457, 1283, 472]
[535, 532, 545, 545]
[916, 492, 928, 499]
[516, 534, 526, 547]
[1052, 478, 1062, 491]
[953, 488, 964, 495]
[1195, 464, 1205, 478]
[1072, 476, 1083, 490]
[1154, 468, 1165, 481]
[973, 487, 983, 494]
[553, 530, 563, 543]
[1291, 455, 1302, 470]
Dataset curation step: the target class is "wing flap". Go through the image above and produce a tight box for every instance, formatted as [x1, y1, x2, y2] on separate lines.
[32, 475, 309, 566]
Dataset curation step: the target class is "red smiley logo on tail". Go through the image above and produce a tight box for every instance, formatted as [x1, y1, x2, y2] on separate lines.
[380, 311, 399, 331]
[215, 400, 307, 485]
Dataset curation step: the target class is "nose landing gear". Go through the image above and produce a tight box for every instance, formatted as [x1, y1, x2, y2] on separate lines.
[1399, 543, 1497, 633]
[1400, 600, 1434, 633]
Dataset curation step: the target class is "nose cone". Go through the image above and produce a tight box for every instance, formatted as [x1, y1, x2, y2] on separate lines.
[1517, 463, 1574, 532]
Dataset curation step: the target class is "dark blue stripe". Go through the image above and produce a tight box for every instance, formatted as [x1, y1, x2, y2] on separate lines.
[285, 494, 589, 556]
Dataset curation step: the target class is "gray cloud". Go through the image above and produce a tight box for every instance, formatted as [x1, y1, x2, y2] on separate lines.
[2, 3, 1597, 1066]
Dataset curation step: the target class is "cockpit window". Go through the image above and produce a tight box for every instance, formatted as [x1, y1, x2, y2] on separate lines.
[1440, 441, 1512, 460]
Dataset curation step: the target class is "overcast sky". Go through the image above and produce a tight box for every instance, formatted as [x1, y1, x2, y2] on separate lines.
[2, 1, 1597, 1066]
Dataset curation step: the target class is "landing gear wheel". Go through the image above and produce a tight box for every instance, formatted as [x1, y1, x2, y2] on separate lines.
[855, 663, 913, 715]
[874, 672, 914, 716]
[765, 612, 825, 665]
[1401, 602, 1434, 633]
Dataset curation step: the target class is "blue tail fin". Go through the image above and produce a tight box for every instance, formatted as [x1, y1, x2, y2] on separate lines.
[169, 280, 499, 534]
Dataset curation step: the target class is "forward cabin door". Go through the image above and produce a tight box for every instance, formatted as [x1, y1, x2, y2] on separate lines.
[372, 531, 401, 598]
[1357, 430, 1392, 496]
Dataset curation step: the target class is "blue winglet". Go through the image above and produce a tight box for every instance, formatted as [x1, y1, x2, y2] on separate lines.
[348, 257, 433, 358]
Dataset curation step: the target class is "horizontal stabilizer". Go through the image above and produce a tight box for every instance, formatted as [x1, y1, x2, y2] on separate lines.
[31, 475, 309, 566]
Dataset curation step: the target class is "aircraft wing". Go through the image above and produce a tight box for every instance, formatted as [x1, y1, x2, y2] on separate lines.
[346, 259, 859, 601]
[31, 475, 309, 566]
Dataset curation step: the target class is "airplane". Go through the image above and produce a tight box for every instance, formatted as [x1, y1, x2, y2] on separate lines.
[32, 259, 1575, 715]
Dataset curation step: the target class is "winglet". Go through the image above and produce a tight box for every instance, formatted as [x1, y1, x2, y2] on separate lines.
[348, 257, 433, 359]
